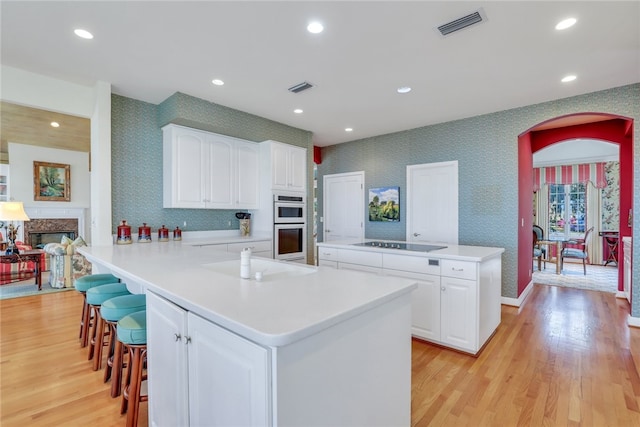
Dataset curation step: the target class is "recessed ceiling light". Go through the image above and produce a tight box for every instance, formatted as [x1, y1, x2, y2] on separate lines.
[50, 122, 60, 128]
[345, 128, 353, 132]
[561, 74, 577, 83]
[555, 18, 577, 30]
[307, 22, 324, 34]
[397, 86, 412, 94]
[74, 29, 93, 39]
[294, 109, 303, 114]
[211, 79, 224, 86]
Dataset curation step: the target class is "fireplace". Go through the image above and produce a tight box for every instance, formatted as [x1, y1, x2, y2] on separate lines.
[24, 218, 79, 249]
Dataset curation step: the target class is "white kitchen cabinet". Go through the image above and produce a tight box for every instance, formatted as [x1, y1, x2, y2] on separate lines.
[163, 124, 259, 209]
[261, 140, 307, 193]
[439, 275, 476, 350]
[317, 242, 503, 355]
[147, 291, 270, 427]
[385, 268, 441, 341]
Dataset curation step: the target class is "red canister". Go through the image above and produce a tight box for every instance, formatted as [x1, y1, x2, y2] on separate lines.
[173, 226, 182, 241]
[138, 223, 152, 243]
[116, 220, 132, 245]
[158, 225, 169, 242]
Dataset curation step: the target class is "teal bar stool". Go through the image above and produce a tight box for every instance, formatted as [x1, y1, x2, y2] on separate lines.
[117, 310, 147, 427]
[86, 283, 130, 370]
[75, 273, 121, 348]
[101, 293, 146, 398]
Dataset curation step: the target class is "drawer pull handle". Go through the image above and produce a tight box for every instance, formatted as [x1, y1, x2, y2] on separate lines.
[174, 333, 182, 342]
[452, 267, 464, 272]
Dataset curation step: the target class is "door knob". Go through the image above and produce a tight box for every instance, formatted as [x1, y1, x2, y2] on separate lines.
[174, 333, 182, 342]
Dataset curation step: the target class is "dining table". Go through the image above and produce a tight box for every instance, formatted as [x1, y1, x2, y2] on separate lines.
[537, 236, 571, 274]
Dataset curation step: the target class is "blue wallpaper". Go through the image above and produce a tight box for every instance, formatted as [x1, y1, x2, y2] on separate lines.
[111, 93, 312, 236]
[317, 83, 639, 314]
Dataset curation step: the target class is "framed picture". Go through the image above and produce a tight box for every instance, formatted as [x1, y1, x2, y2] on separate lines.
[369, 186, 400, 222]
[34, 161, 70, 201]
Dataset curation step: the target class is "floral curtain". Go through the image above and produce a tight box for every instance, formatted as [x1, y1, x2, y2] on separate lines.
[533, 162, 607, 192]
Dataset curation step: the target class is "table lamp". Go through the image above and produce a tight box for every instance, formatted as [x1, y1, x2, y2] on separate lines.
[0, 202, 30, 255]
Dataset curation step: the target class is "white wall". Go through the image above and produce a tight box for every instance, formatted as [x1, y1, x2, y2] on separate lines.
[1, 65, 113, 245]
[8, 143, 90, 208]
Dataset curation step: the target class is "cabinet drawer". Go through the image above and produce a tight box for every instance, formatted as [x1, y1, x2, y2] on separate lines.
[338, 249, 383, 268]
[441, 260, 477, 281]
[228, 240, 272, 253]
[338, 263, 382, 274]
[318, 260, 338, 269]
[317, 247, 338, 262]
[383, 253, 440, 275]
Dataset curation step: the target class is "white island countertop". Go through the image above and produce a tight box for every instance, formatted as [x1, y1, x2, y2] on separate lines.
[317, 239, 505, 261]
[78, 242, 417, 347]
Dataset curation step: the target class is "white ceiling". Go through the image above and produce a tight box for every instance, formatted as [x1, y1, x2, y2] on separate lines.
[1, 1, 639, 147]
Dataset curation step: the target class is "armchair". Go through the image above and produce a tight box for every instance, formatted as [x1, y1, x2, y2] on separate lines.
[44, 236, 92, 288]
[561, 227, 594, 275]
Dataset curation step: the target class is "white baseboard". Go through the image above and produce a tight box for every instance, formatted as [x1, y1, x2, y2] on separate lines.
[628, 315, 640, 328]
[501, 280, 534, 308]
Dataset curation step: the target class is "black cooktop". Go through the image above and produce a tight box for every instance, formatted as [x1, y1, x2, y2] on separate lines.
[352, 241, 447, 252]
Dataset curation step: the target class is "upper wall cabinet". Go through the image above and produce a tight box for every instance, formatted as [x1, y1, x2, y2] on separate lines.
[261, 140, 307, 194]
[163, 124, 259, 209]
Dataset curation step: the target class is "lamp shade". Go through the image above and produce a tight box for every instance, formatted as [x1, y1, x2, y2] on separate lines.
[0, 202, 31, 221]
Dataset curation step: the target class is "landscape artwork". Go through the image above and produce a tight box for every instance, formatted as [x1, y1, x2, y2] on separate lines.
[369, 186, 400, 222]
[34, 161, 70, 201]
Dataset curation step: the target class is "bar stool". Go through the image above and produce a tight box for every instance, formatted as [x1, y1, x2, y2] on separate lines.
[118, 310, 147, 427]
[101, 293, 146, 398]
[75, 274, 121, 347]
[86, 283, 130, 370]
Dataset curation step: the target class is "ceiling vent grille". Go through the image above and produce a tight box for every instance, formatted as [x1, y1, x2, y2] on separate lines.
[437, 9, 487, 36]
[288, 81, 314, 93]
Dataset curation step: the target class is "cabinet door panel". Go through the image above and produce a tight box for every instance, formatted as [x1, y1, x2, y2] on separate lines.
[288, 146, 307, 192]
[271, 143, 289, 190]
[147, 292, 190, 427]
[440, 277, 477, 351]
[207, 138, 234, 208]
[384, 269, 440, 341]
[236, 142, 260, 208]
[174, 131, 206, 207]
[187, 312, 271, 426]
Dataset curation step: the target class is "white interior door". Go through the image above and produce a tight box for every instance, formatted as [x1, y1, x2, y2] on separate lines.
[323, 171, 364, 242]
[407, 161, 458, 244]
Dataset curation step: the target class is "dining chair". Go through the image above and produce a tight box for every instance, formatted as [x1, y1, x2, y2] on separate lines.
[533, 230, 544, 271]
[532, 225, 546, 270]
[560, 226, 594, 275]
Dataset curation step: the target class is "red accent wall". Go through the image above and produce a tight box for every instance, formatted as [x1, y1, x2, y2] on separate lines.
[517, 132, 534, 295]
[518, 115, 634, 296]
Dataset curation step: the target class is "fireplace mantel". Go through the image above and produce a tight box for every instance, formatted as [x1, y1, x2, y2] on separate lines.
[23, 207, 87, 242]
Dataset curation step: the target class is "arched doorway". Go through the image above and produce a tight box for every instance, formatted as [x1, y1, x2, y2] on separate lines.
[517, 113, 634, 299]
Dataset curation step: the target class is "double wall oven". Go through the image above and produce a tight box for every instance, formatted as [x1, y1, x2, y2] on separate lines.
[273, 194, 306, 262]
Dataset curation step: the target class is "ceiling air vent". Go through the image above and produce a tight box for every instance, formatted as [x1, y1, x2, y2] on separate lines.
[437, 8, 487, 36]
[288, 81, 314, 93]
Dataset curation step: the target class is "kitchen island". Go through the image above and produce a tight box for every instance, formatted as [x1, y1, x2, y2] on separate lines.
[78, 242, 417, 426]
[317, 240, 504, 355]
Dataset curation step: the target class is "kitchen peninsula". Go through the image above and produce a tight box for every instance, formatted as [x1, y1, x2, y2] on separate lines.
[78, 241, 417, 426]
[317, 240, 504, 355]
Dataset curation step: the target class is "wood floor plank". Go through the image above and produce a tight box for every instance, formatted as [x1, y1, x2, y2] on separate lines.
[1, 283, 639, 426]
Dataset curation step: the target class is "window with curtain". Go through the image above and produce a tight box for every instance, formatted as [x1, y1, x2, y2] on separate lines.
[548, 183, 586, 239]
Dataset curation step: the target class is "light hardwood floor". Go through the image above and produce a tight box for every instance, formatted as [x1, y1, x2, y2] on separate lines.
[1, 284, 639, 426]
